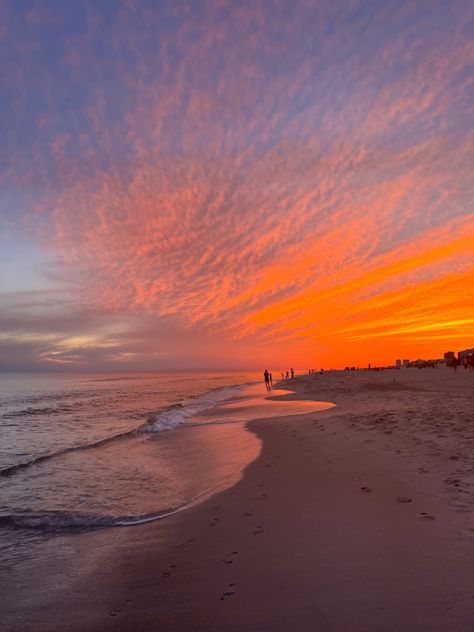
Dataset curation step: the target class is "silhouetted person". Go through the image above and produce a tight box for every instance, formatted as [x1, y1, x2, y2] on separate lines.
[281, 371, 284, 378]
[269, 373, 273, 386]
[290, 368, 294, 379]
[285, 370, 289, 378]
[447, 356, 460, 373]
[263, 369, 270, 390]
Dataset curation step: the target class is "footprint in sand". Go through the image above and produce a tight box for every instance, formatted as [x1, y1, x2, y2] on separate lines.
[361, 486, 372, 493]
[210, 517, 220, 527]
[220, 591, 235, 601]
[419, 512, 436, 521]
[177, 538, 195, 551]
[243, 511, 253, 517]
[253, 526, 264, 535]
[444, 478, 461, 486]
[161, 570, 172, 579]
[109, 608, 122, 617]
[222, 551, 238, 564]
[396, 496, 413, 503]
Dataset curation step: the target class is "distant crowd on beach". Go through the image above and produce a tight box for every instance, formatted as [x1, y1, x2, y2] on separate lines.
[263, 368, 294, 389]
[446, 353, 474, 373]
[263, 351, 473, 388]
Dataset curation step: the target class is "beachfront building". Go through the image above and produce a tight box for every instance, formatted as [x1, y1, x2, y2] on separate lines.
[444, 351, 455, 362]
[458, 348, 474, 362]
[408, 359, 426, 367]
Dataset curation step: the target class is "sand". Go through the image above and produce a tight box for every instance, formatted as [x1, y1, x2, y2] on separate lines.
[3, 367, 473, 631]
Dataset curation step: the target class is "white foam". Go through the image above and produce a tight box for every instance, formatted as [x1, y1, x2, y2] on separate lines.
[139, 383, 249, 433]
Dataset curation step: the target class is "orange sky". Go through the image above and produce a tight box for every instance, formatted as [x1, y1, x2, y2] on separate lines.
[1, 1, 473, 370]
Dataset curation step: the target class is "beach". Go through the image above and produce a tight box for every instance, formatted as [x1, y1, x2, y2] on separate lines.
[2, 367, 473, 631]
[4, 3, 474, 630]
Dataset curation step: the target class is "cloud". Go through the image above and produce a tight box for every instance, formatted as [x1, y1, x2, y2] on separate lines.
[1, 1, 474, 368]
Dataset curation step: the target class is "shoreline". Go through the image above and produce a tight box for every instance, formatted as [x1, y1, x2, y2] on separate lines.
[3, 368, 474, 631]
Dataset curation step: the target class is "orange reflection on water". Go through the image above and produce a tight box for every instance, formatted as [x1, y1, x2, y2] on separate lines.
[191, 383, 334, 426]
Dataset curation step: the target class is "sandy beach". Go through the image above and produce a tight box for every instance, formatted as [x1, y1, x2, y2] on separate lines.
[3, 367, 474, 631]
[4, 3, 474, 630]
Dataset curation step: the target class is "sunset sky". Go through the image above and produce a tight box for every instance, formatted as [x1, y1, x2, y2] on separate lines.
[1, 0, 473, 371]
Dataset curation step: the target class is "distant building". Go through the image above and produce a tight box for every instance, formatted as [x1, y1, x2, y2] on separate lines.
[458, 348, 474, 362]
[396, 359, 401, 367]
[409, 358, 426, 367]
[444, 351, 455, 362]
[402, 359, 409, 367]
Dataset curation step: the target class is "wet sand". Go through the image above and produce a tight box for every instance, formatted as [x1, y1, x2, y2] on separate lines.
[3, 368, 474, 631]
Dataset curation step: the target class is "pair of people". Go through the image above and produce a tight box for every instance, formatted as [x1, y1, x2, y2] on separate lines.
[263, 370, 273, 389]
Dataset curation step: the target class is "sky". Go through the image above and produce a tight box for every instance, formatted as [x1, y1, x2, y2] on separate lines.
[1, 0, 473, 371]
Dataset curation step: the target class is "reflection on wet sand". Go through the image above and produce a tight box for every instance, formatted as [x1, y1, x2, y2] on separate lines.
[190, 383, 335, 426]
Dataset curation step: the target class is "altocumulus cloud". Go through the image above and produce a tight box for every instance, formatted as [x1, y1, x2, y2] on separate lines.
[1, 0, 473, 369]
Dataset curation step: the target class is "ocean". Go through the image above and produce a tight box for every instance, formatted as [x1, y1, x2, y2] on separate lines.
[0, 370, 332, 569]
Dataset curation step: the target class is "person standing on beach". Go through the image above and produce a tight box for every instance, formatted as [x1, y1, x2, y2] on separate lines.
[264, 369, 270, 389]
[290, 368, 294, 379]
[269, 373, 273, 386]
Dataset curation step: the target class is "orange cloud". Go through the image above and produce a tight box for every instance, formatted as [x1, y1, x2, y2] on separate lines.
[3, 1, 474, 368]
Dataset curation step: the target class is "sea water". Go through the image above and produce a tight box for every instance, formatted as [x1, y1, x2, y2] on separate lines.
[0, 370, 333, 567]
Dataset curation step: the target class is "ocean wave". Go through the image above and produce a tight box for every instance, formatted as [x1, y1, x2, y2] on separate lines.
[0, 429, 137, 477]
[140, 385, 244, 433]
[1, 390, 90, 409]
[0, 485, 220, 530]
[1, 404, 81, 419]
[0, 506, 187, 530]
[0, 383, 249, 478]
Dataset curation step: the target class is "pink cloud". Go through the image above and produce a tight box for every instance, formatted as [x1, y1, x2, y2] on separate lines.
[3, 1, 474, 367]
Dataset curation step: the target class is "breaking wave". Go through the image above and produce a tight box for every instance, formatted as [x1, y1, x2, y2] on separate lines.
[0, 383, 249, 478]
[0, 490, 216, 531]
